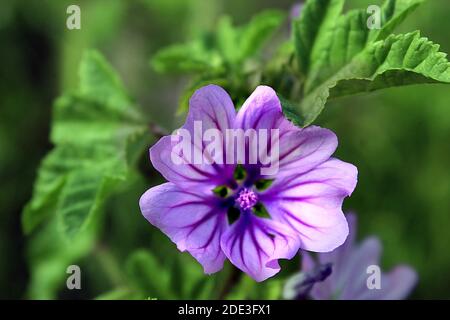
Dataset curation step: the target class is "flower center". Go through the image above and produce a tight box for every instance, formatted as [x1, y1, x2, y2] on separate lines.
[235, 188, 258, 211]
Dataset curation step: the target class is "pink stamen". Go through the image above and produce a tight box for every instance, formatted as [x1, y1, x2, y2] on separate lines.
[236, 188, 258, 210]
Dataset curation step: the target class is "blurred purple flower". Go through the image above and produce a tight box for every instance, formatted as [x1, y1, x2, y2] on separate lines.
[284, 262, 333, 300]
[290, 3, 304, 21]
[288, 213, 418, 299]
[139, 85, 357, 281]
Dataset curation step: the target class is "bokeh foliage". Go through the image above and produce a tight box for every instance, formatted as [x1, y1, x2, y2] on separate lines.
[0, 0, 449, 299]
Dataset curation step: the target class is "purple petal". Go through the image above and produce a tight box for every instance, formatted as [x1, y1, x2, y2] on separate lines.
[139, 182, 227, 274]
[236, 86, 286, 131]
[300, 213, 357, 299]
[274, 126, 338, 179]
[150, 85, 236, 190]
[220, 213, 300, 282]
[301, 251, 316, 272]
[261, 158, 358, 252]
[299, 251, 334, 299]
[336, 237, 417, 300]
[317, 212, 357, 278]
[357, 266, 418, 300]
[184, 84, 236, 133]
[283, 262, 332, 300]
[304, 214, 417, 300]
[336, 237, 382, 299]
[235, 86, 338, 178]
[344, 213, 358, 248]
[307, 237, 381, 300]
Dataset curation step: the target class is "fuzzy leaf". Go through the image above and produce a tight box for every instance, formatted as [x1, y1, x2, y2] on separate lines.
[125, 250, 173, 299]
[239, 10, 285, 61]
[217, 16, 240, 64]
[303, 0, 425, 93]
[151, 41, 223, 74]
[370, 0, 424, 42]
[150, 10, 284, 78]
[293, 0, 344, 76]
[22, 50, 147, 238]
[294, 31, 450, 125]
[26, 216, 97, 299]
[286, 0, 450, 126]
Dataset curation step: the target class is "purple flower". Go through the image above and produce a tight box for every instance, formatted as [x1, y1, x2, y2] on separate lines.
[139, 85, 357, 281]
[291, 213, 418, 299]
[290, 3, 304, 21]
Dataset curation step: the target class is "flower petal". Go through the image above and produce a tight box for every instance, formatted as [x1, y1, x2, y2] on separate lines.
[358, 266, 418, 300]
[306, 237, 380, 299]
[220, 213, 300, 282]
[274, 126, 338, 178]
[309, 213, 358, 298]
[236, 85, 287, 131]
[317, 212, 357, 276]
[308, 233, 417, 300]
[150, 84, 236, 189]
[333, 237, 382, 299]
[304, 217, 417, 300]
[338, 238, 416, 300]
[184, 84, 236, 133]
[301, 251, 316, 272]
[235, 86, 337, 178]
[139, 182, 227, 274]
[261, 158, 358, 252]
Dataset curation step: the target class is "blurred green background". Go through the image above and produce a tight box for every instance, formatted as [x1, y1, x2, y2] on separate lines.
[0, 0, 449, 299]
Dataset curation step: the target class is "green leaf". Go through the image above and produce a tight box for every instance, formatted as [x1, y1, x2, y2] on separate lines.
[330, 31, 450, 97]
[224, 275, 255, 299]
[287, 0, 450, 126]
[303, 0, 424, 93]
[174, 253, 216, 299]
[295, 31, 450, 125]
[189, 277, 215, 300]
[79, 50, 133, 111]
[126, 249, 218, 299]
[261, 279, 283, 299]
[22, 154, 66, 234]
[23, 50, 148, 238]
[169, 257, 184, 298]
[225, 275, 282, 299]
[150, 9, 284, 104]
[217, 16, 240, 64]
[26, 216, 97, 299]
[95, 288, 140, 300]
[293, 0, 345, 76]
[277, 94, 305, 127]
[151, 42, 223, 74]
[217, 10, 285, 65]
[55, 169, 109, 238]
[125, 249, 173, 299]
[304, 6, 372, 93]
[370, 0, 424, 42]
[239, 10, 285, 61]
